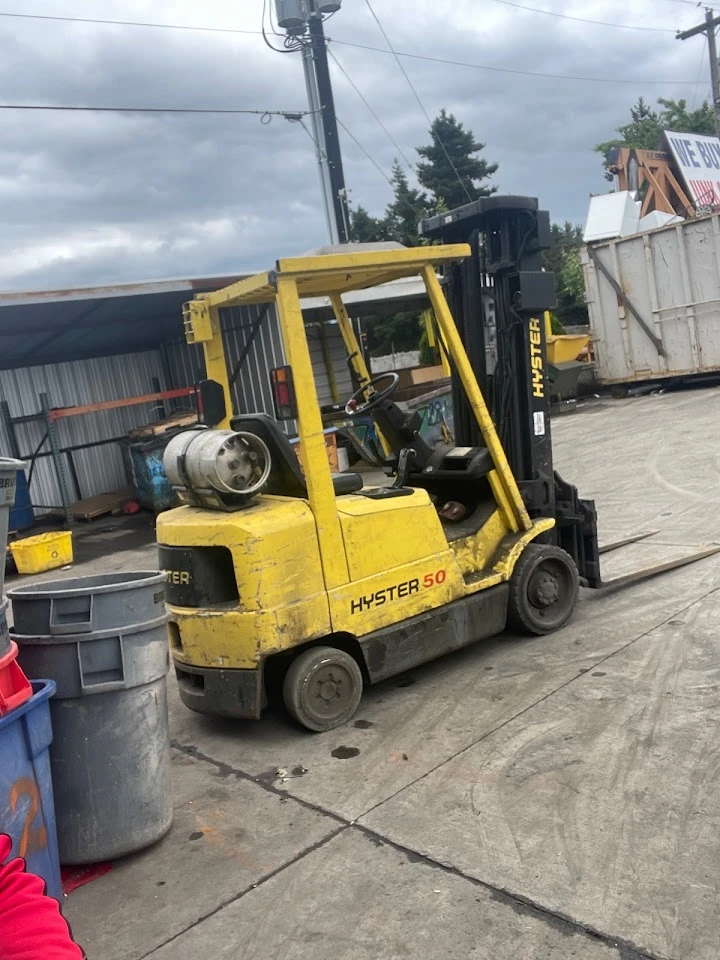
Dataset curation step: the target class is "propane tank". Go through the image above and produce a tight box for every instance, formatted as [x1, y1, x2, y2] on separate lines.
[164, 429, 272, 509]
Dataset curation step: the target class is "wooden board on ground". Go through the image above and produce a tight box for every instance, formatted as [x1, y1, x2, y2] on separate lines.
[71, 488, 133, 521]
[128, 409, 198, 440]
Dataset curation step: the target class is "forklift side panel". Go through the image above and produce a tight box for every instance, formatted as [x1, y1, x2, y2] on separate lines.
[360, 584, 509, 683]
[328, 549, 464, 636]
[336, 489, 447, 581]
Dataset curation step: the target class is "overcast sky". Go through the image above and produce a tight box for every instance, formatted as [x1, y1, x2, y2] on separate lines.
[0, 0, 710, 291]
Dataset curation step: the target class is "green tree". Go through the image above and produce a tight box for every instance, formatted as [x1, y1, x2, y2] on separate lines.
[350, 204, 387, 243]
[595, 97, 716, 180]
[417, 109, 498, 210]
[543, 222, 588, 327]
[385, 162, 429, 247]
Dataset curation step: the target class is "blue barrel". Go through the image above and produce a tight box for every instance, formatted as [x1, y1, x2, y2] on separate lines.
[0, 680, 61, 901]
[9, 469, 33, 531]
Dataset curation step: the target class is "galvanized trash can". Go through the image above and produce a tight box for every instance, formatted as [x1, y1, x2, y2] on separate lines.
[10, 571, 167, 636]
[0, 458, 26, 593]
[10, 572, 173, 865]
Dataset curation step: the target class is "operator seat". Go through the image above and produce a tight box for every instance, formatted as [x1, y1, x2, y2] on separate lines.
[230, 414, 364, 498]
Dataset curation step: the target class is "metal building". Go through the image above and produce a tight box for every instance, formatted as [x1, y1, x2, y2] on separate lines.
[0, 272, 427, 518]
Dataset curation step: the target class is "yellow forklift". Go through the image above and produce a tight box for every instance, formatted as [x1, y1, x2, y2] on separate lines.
[157, 197, 718, 731]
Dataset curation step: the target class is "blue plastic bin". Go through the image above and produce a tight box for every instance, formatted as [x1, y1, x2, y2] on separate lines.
[0, 680, 61, 901]
[9, 469, 33, 531]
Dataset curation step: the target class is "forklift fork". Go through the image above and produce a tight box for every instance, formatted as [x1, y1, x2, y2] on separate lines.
[598, 531, 658, 554]
[590, 545, 720, 594]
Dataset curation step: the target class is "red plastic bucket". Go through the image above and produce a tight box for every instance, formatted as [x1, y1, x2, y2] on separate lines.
[0, 641, 32, 715]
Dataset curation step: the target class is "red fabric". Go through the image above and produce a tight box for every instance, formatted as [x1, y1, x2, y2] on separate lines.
[0, 835, 83, 960]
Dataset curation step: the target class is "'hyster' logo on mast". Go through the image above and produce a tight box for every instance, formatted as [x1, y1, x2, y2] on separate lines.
[529, 318, 545, 399]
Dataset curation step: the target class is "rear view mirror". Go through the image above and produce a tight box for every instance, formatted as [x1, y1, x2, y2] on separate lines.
[196, 379, 227, 427]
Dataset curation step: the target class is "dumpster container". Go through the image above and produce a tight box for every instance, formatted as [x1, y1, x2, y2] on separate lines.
[122, 435, 177, 512]
[0, 680, 62, 900]
[9, 571, 166, 637]
[0, 458, 25, 592]
[15, 606, 173, 864]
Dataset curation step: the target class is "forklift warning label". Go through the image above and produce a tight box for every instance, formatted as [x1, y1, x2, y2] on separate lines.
[350, 570, 446, 614]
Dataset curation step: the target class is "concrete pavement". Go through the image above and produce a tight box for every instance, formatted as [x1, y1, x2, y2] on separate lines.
[47, 388, 720, 959]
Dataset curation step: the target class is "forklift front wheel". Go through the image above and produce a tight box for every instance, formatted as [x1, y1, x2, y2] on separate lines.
[283, 646, 364, 732]
[507, 544, 579, 636]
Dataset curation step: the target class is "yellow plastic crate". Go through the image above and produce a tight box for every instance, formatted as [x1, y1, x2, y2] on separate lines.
[9, 531, 73, 575]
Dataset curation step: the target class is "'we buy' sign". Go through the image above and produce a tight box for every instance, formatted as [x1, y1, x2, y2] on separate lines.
[665, 130, 720, 208]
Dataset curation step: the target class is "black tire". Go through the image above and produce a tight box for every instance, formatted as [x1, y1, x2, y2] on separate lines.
[507, 544, 579, 636]
[283, 645, 364, 732]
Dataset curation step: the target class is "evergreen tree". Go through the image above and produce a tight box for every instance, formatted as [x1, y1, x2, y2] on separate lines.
[385, 162, 429, 247]
[349, 204, 387, 243]
[417, 109, 498, 210]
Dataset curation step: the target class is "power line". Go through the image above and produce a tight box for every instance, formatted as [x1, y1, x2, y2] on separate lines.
[337, 116, 393, 187]
[330, 37, 703, 85]
[0, 10, 263, 36]
[336, 116, 428, 224]
[487, 0, 678, 32]
[0, 7, 703, 86]
[690, 34, 709, 110]
[362, 0, 473, 203]
[327, 47, 414, 169]
[0, 105, 309, 117]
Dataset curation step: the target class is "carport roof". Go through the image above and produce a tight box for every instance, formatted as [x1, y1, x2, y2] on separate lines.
[0, 275, 244, 370]
[0, 268, 436, 371]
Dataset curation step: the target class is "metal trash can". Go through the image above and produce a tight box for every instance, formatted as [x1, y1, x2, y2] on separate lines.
[13, 574, 173, 865]
[0, 459, 26, 593]
[10, 571, 167, 637]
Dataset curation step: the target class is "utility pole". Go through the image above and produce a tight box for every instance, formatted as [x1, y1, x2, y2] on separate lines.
[275, 0, 350, 243]
[677, 8, 720, 137]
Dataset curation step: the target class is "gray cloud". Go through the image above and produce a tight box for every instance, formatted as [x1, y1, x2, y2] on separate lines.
[0, 0, 707, 290]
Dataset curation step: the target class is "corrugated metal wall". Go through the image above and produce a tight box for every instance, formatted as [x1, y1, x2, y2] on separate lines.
[163, 304, 353, 427]
[0, 303, 354, 518]
[0, 351, 167, 513]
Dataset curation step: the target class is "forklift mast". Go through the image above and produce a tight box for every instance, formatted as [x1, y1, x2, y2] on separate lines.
[419, 196, 602, 588]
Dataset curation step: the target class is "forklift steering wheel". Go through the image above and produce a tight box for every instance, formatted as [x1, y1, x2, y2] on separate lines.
[345, 373, 400, 417]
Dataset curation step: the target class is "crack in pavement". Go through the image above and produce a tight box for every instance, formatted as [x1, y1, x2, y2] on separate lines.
[353, 824, 662, 960]
[138, 826, 348, 959]
[162, 586, 720, 960]
[170, 739, 347, 825]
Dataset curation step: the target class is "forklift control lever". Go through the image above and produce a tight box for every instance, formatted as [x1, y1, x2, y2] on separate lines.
[391, 447, 416, 489]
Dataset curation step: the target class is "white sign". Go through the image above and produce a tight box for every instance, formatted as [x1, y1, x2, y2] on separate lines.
[665, 130, 720, 208]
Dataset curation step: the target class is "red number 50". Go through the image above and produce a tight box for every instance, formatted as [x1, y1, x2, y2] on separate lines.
[423, 570, 447, 588]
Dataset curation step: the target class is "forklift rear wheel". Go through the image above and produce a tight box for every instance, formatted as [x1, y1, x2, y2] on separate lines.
[283, 646, 364, 732]
[507, 544, 579, 635]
